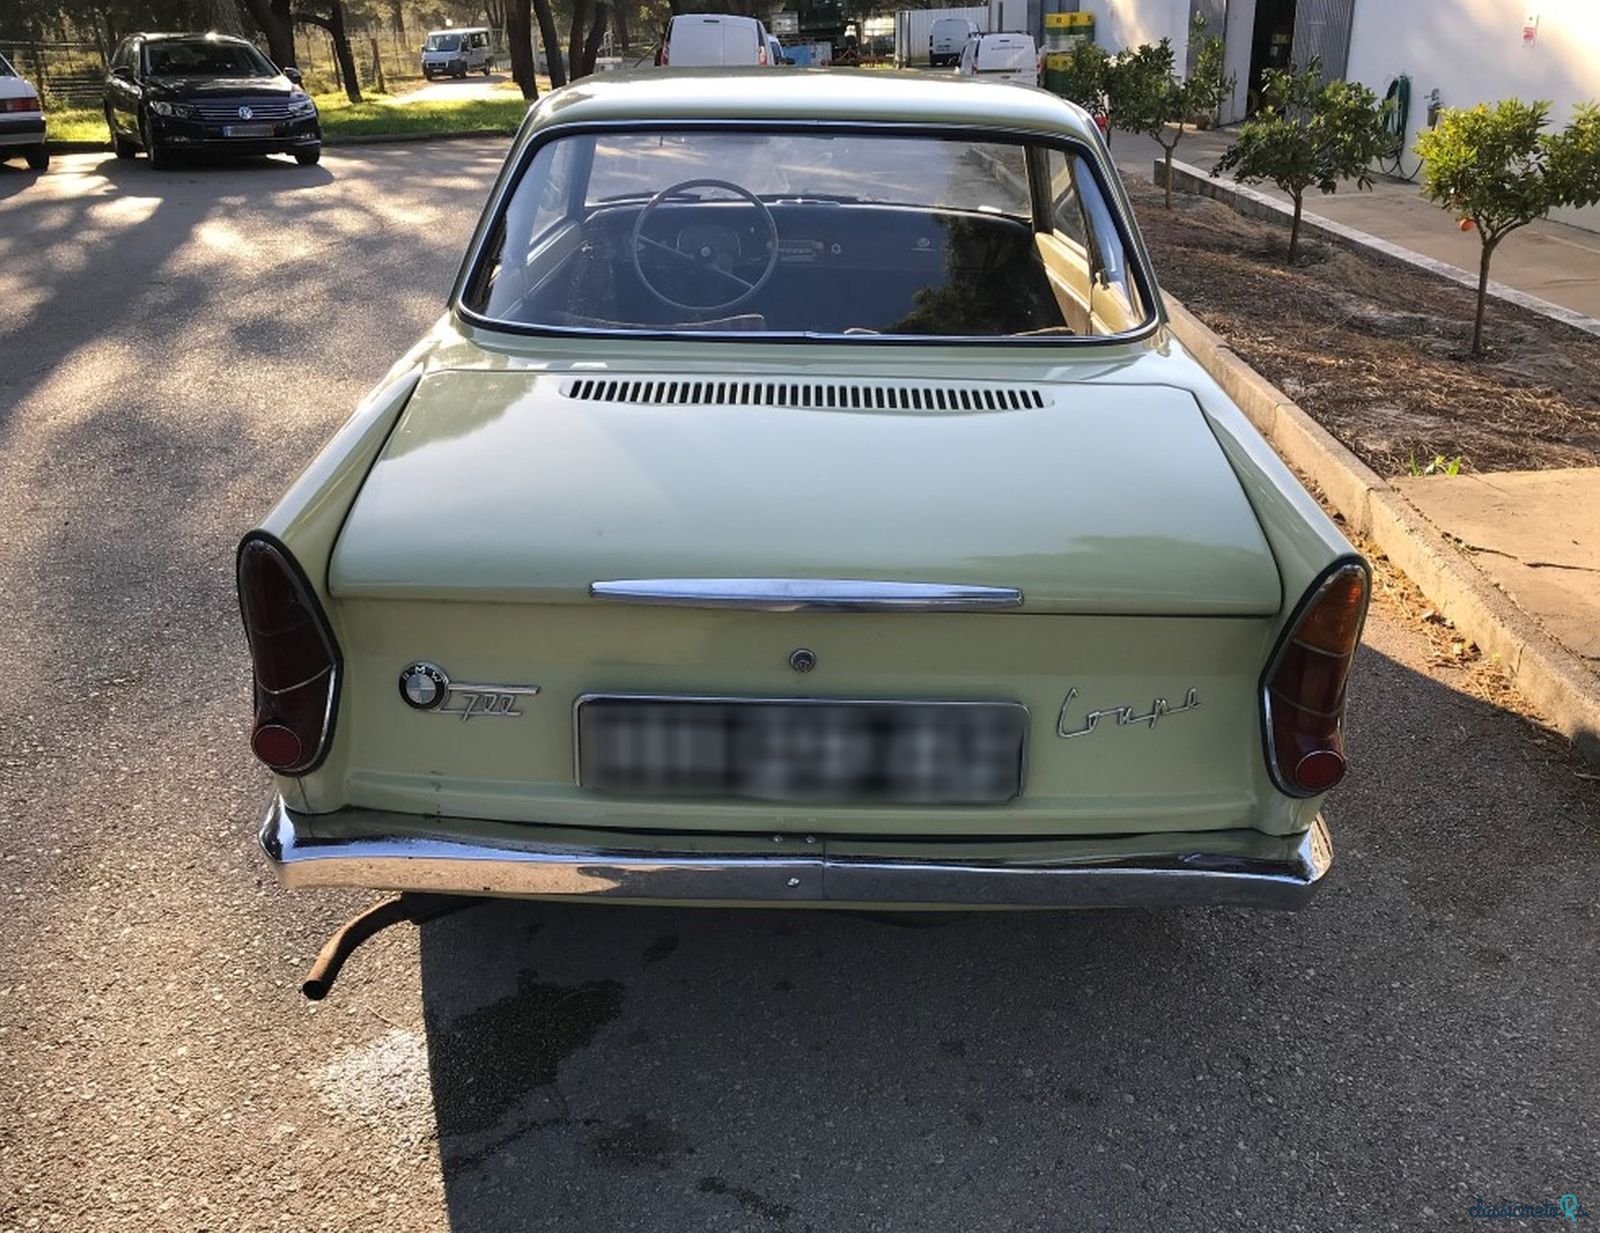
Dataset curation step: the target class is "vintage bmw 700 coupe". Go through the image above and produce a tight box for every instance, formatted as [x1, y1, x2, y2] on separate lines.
[244, 71, 1366, 929]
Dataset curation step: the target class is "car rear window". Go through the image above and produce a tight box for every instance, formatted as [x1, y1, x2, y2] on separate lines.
[978, 38, 1033, 70]
[463, 127, 1152, 341]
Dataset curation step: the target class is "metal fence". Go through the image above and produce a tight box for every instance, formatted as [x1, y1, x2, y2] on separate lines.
[0, 41, 107, 107]
[0, 27, 512, 107]
[292, 25, 510, 94]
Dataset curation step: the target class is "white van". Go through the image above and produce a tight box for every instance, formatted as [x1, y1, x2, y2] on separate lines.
[957, 32, 1038, 86]
[421, 27, 493, 79]
[929, 16, 980, 67]
[662, 14, 771, 67]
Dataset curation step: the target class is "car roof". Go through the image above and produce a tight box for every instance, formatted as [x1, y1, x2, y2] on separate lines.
[672, 13, 762, 25]
[428, 26, 487, 34]
[528, 69, 1094, 139]
[133, 31, 255, 43]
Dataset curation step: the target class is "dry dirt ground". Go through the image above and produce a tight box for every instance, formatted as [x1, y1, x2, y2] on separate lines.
[1127, 178, 1600, 476]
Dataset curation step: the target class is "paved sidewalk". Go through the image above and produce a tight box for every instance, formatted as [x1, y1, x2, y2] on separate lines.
[1111, 126, 1600, 319]
[393, 72, 518, 102]
[1394, 470, 1600, 674]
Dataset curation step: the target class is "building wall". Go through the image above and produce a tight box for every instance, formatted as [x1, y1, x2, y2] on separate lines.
[1219, 0, 1258, 123]
[1344, 0, 1600, 230]
[1079, 0, 1192, 69]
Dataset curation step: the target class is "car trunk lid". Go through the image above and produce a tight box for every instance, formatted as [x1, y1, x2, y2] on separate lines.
[328, 370, 1282, 616]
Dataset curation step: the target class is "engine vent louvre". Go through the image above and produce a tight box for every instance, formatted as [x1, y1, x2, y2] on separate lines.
[560, 378, 1049, 412]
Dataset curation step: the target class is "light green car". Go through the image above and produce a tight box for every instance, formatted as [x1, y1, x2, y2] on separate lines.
[245, 70, 1367, 923]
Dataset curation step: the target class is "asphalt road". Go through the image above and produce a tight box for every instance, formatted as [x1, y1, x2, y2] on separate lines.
[2, 146, 1597, 1233]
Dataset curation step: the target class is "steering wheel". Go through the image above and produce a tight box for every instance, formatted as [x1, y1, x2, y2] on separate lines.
[630, 178, 780, 315]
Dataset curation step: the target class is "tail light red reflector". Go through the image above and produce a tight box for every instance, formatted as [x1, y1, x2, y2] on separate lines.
[1263, 561, 1368, 797]
[237, 534, 340, 775]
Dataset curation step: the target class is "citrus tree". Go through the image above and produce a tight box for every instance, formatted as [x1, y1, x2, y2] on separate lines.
[1417, 100, 1600, 355]
[1212, 62, 1391, 262]
[1107, 17, 1232, 208]
[1052, 39, 1110, 130]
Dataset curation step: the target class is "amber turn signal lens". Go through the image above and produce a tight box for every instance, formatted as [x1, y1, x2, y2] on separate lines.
[1293, 567, 1368, 654]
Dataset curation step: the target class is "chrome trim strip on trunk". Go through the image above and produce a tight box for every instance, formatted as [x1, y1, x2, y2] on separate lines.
[260, 798, 1332, 910]
[588, 579, 1024, 612]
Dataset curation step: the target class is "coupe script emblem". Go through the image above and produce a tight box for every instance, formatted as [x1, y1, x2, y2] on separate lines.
[398, 661, 539, 721]
[238, 105, 253, 120]
[1056, 687, 1200, 739]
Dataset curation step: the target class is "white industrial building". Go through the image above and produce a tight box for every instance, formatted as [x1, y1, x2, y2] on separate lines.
[1070, 0, 1600, 230]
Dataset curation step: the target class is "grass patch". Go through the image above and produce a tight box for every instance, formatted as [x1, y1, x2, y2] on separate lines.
[44, 89, 531, 147]
[45, 105, 110, 144]
[313, 91, 530, 140]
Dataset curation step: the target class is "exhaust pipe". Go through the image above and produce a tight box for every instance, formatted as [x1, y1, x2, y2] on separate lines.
[301, 893, 481, 1000]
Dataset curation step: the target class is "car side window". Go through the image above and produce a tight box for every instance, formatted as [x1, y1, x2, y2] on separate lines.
[1045, 148, 1089, 249]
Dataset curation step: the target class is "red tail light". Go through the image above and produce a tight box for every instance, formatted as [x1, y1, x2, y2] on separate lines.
[237, 533, 340, 775]
[1263, 560, 1368, 796]
[2, 97, 41, 113]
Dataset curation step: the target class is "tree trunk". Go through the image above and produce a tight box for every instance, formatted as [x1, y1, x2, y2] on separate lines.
[612, 2, 629, 53]
[532, 0, 566, 86]
[242, 0, 296, 67]
[295, 5, 362, 102]
[1288, 192, 1304, 263]
[506, 0, 539, 100]
[1472, 235, 1498, 357]
[568, 0, 590, 80]
[581, 2, 608, 75]
[1162, 147, 1173, 209]
[208, 0, 248, 38]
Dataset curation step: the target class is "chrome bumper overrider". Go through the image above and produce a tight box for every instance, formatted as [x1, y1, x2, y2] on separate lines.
[261, 798, 1332, 910]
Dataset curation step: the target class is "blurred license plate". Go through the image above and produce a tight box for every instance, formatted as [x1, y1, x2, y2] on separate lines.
[577, 697, 1026, 804]
[224, 123, 274, 137]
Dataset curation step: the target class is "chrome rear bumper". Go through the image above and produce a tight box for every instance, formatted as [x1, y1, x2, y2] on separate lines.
[260, 798, 1332, 910]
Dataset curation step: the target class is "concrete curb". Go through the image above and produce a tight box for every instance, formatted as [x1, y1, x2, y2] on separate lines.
[1157, 159, 1600, 342]
[1164, 292, 1600, 764]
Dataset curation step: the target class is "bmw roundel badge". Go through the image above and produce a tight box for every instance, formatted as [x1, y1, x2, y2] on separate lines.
[399, 661, 449, 710]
